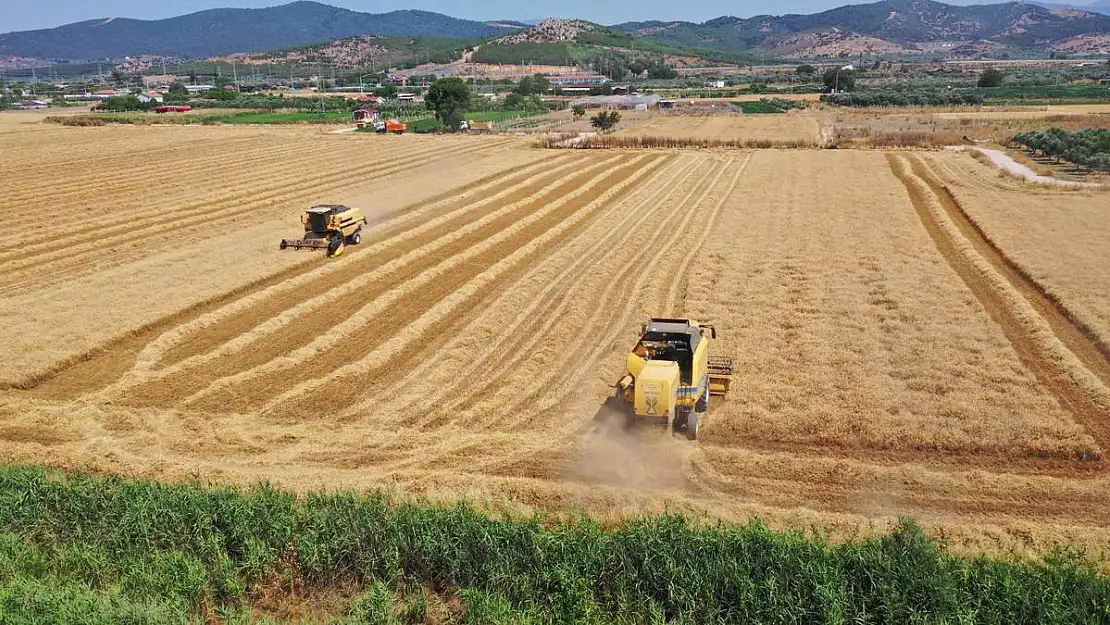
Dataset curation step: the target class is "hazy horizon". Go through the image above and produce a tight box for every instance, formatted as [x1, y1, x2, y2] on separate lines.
[4, 0, 1082, 34]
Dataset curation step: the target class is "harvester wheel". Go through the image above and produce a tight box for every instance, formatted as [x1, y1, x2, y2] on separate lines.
[348, 232, 361, 245]
[685, 411, 701, 440]
[326, 235, 343, 257]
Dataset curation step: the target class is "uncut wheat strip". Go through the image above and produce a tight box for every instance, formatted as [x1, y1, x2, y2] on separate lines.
[392, 155, 725, 429]
[661, 154, 752, 315]
[0, 139, 365, 235]
[0, 140, 503, 273]
[368, 154, 709, 418]
[495, 154, 752, 433]
[893, 155, 1110, 431]
[0, 130, 271, 175]
[257, 154, 666, 414]
[0, 130, 369, 207]
[95, 156, 591, 396]
[0, 145, 456, 279]
[1, 138, 518, 255]
[0, 138, 315, 208]
[169, 155, 641, 406]
[442, 155, 735, 434]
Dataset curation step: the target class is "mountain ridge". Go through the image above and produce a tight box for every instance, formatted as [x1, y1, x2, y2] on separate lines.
[0, 1, 509, 60]
[3, 0, 1110, 63]
[614, 0, 1110, 56]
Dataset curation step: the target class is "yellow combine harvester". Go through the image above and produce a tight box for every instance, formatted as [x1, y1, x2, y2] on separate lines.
[279, 205, 368, 258]
[607, 318, 734, 440]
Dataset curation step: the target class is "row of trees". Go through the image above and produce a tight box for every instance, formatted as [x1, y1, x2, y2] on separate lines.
[820, 91, 985, 107]
[1013, 128, 1110, 172]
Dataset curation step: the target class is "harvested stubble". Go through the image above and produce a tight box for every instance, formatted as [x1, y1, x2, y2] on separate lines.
[923, 151, 1110, 347]
[0, 466, 1106, 624]
[683, 149, 1096, 459]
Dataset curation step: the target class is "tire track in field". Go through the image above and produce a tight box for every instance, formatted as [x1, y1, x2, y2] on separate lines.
[685, 450, 1109, 526]
[889, 153, 1110, 458]
[908, 156, 1110, 380]
[375, 154, 709, 424]
[0, 140, 514, 291]
[16, 154, 558, 396]
[110, 155, 602, 407]
[253, 154, 667, 420]
[477, 154, 749, 435]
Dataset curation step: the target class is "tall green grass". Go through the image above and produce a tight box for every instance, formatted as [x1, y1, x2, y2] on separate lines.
[0, 466, 1105, 623]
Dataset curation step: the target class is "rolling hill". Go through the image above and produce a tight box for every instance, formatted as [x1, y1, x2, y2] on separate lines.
[615, 0, 1110, 56]
[0, 1, 511, 61]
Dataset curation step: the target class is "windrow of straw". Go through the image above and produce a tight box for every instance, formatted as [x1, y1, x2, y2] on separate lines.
[0, 466, 1105, 624]
[560, 135, 819, 150]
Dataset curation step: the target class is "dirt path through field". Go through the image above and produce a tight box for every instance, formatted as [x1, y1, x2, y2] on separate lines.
[947, 146, 1106, 188]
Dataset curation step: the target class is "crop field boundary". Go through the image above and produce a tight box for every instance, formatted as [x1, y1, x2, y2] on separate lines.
[889, 153, 1110, 457]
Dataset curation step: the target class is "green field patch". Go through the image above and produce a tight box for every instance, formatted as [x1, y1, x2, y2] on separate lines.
[732, 101, 786, 114]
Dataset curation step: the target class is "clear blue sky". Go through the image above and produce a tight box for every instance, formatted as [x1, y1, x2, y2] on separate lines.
[2, 0, 1024, 33]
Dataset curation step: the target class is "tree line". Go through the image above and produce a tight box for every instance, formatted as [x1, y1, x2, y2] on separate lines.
[820, 91, 985, 107]
[1013, 128, 1110, 173]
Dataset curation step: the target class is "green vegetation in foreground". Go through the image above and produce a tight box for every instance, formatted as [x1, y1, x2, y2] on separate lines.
[0, 466, 1106, 624]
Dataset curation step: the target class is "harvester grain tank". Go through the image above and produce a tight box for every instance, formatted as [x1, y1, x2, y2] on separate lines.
[466, 120, 494, 133]
[607, 318, 733, 439]
[279, 205, 367, 258]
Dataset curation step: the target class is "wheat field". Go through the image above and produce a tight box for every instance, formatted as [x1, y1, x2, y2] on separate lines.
[1, 123, 1109, 559]
[616, 113, 823, 144]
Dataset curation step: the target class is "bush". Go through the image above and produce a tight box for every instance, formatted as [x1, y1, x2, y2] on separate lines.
[95, 96, 155, 112]
[978, 68, 1005, 88]
[590, 110, 621, 132]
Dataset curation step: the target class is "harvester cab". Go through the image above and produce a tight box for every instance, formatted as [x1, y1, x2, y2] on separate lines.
[609, 318, 733, 440]
[279, 204, 368, 258]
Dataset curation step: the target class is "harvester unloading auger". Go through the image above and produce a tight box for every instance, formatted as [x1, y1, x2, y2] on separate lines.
[606, 318, 734, 440]
[279, 205, 368, 258]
